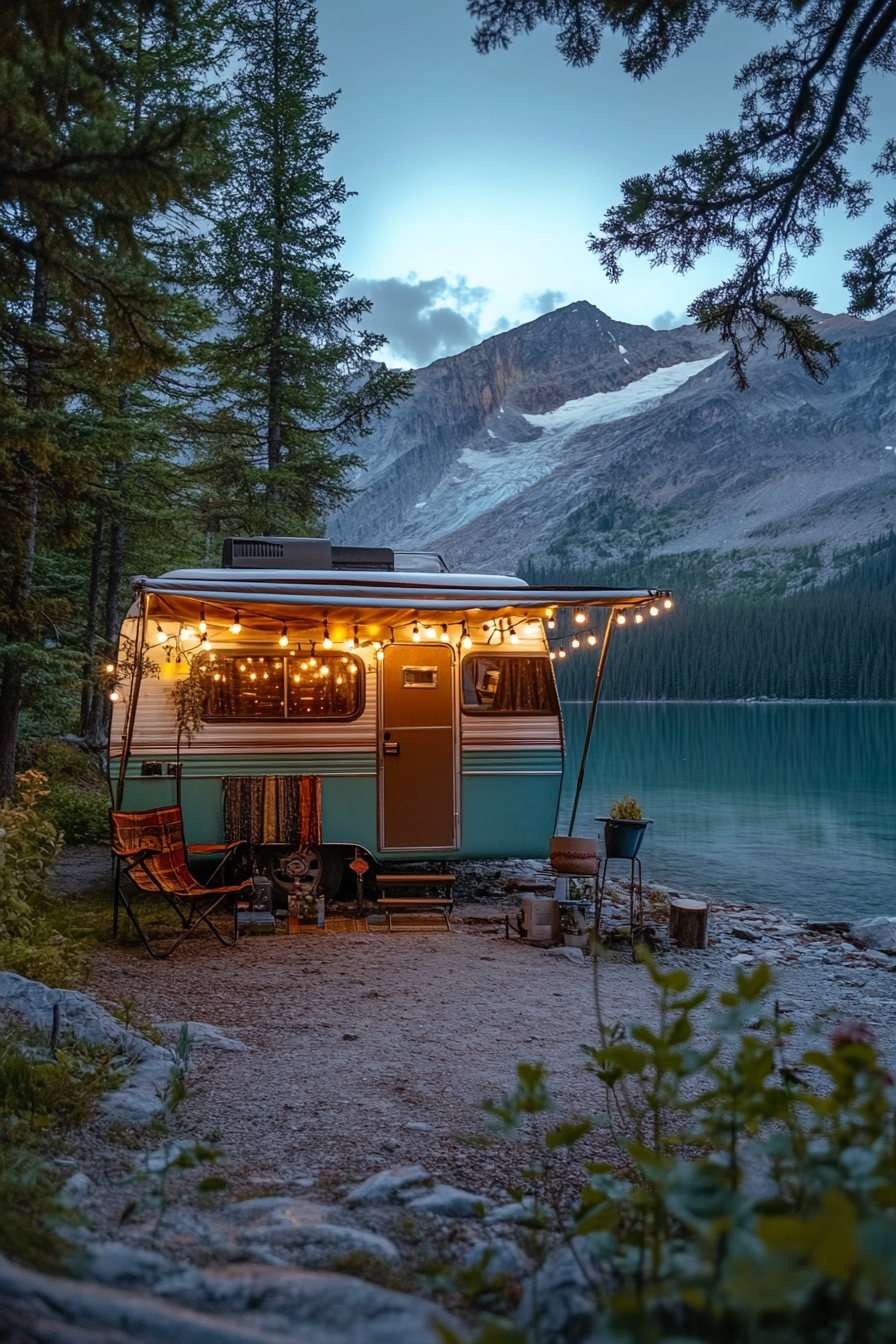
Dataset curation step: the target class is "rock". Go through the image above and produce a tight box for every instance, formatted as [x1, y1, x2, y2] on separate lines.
[404, 1121, 431, 1132]
[345, 1165, 430, 1207]
[731, 925, 763, 943]
[228, 1198, 400, 1269]
[61, 1171, 93, 1200]
[545, 947, 584, 963]
[84, 1241, 178, 1290]
[462, 1238, 529, 1280]
[730, 953, 755, 965]
[0, 1254, 458, 1343]
[484, 1202, 530, 1224]
[517, 1242, 595, 1343]
[404, 1182, 493, 1217]
[156, 1021, 252, 1052]
[866, 950, 896, 969]
[849, 918, 896, 954]
[0, 971, 174, 1125]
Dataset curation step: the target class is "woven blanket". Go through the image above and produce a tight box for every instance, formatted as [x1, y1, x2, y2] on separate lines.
[223, 776, 321, 847]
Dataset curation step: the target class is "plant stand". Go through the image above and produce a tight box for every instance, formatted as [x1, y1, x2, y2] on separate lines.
[596, 856, 644, 961]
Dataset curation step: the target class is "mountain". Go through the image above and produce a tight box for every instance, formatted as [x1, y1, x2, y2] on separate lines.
[329, 300, 896, 589]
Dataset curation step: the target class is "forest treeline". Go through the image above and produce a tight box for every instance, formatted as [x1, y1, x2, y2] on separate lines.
[532, 532, 896, 702]
[0, 0, 411, 791]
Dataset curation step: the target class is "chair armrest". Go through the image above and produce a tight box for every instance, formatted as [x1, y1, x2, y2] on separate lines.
[187, 841, 247, 854]
[112, 843, 160, 859]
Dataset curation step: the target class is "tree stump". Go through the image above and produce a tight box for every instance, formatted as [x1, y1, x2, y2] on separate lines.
[669, 898, 708, 949]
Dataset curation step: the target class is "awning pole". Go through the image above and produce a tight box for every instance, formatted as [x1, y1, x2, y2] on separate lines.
[115, 588, 149, 810]
[567, 608, 617, 837]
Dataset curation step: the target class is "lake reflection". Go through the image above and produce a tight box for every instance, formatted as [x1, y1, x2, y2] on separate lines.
[557, 703, 896, 921]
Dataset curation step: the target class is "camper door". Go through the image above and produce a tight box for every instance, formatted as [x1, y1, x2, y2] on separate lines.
[378, 643, 458, 851]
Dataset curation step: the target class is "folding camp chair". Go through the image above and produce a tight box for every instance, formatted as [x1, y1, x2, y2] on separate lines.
[110, 806, 252, 959]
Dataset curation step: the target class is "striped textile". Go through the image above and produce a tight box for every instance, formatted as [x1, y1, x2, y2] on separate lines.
[110, 806, 248, 900]
[223, 776, 321, 847]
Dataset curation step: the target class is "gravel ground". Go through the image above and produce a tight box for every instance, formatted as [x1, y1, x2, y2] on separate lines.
[43, 848, 896, 1225]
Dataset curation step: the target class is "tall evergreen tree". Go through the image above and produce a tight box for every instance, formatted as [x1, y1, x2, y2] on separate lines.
[199, 0, 412, 537]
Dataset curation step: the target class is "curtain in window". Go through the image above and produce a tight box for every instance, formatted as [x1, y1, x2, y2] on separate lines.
[224, 776, 321, 846]
[492, 658, 559, 713]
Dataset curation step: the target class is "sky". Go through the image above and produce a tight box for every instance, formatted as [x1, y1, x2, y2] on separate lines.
[316, 0, 896, 368]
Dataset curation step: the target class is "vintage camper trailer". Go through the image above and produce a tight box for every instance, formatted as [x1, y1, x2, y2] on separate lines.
[110, 538, 669, 893]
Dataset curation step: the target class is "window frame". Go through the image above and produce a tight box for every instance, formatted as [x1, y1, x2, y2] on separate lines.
[460, 651, 560, 716]
[201, 650, 366, 723]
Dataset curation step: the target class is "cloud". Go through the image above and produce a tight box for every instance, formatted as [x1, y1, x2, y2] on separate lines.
[348, 273, 494, 367]
[525, 289, 567, 315]
[651, 309, 693, 330]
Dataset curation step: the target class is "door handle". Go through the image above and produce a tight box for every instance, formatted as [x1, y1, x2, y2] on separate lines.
[383, 740, 400, 756]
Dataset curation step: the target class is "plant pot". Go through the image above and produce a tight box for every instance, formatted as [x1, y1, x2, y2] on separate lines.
[597, 818, 652, 860]
[563, 932, 589, 949]
[558, 900, 593, 933]
[550, 836, 599, 874]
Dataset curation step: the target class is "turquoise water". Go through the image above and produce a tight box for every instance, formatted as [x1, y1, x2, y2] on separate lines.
[557, 703, 896, 922]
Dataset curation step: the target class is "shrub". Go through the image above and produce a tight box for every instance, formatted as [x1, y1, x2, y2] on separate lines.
[454, 954, 896, 1344]
[20, 740, 110, 846]
[46, 785, 109, 846]
[0, 772, 82, 986]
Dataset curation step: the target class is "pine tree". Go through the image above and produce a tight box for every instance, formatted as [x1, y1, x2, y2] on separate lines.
[199, 0, 412, 536]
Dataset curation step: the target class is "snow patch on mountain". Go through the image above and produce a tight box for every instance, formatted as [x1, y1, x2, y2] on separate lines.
[523, 355, 722, 435]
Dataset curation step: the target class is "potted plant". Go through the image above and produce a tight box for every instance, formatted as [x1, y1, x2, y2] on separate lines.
[560, 903, 590, 949]
[597, 795, 652, 860]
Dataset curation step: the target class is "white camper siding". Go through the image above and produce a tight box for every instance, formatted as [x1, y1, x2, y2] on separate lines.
[461, 715, 562, 753]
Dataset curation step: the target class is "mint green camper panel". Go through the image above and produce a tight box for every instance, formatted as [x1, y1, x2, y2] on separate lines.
[120, 748, 561, 860]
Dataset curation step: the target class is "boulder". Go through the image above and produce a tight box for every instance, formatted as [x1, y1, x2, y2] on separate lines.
[229, 1198, 399, 1268]
[345, 1164, 430, 1207]
[83, 1241, 179, 1291]
[0, 971, 173, 1125]
[731, 925, 763, 943]
[517, 1242, 596, 1343]
[545, 947, 585, 963]
[462, 1238, 529, 1280]
[156, 1021, 252, 1052]
[404, 1183, 493, 1218]
[849, 918, 896, 954]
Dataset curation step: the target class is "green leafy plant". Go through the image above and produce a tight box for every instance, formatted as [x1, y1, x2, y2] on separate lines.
[446, 952, 896, 1344]
[609, 794, 642, 821]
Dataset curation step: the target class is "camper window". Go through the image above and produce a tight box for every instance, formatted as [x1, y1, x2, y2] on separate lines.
[203, 654, 363, 720]
[461, 655, 559, 714]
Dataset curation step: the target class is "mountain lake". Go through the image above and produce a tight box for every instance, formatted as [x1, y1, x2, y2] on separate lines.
[557, 701, 895, 924]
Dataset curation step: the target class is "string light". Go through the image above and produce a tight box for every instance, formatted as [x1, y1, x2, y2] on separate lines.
[376, 648, 384, 661]
[663, 598, 673, 609]
[587, 634, 597, 646]
[199, 605, 207, 635]
[574, 608, 586, 624]
[412, 620, 421, 642]
[549, 651, 556, 660]
[649, 605, 659, 617]
[182, 624, 195, 639]
[524, 620, 539, 637]
[155, 624, 166, 643]
[571, 636, 580, 648]
[105, 663, 115, 673]
[320, 664, 330, 676]
[558, 648, 567, 659]
[351, 624, 360, 649]
[322, 620, 332, 649]
[229, 610, 242, 634]
[424, 622, 436, 639]
[279, 625, 289, 647]
[109, 690, 119, 701]
[202, 636, 212, 651]
[546, 609, 555, 630]
[439, 624, 450, 643]
[461, 622, 472, 650]
[616, 614, 627, 626]
[509, 628, 519, 645]
[635, 613, 644, 624]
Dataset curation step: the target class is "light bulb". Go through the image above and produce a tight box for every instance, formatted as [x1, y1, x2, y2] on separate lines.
[439, 625, 450, 643]
[524, 622, 539, 637]
[587, 634, 597, 646]
[509, 631, 519, 644]
[664, 598, 673, 609]
[230, 610, 242, 634]
[109, 690, 119, 701]
[202, 638, 211, 651]
[199, 606, 207, 634]
[635, 613, 644, 624]
[649, 605, 659, 617]
[549, 651, 556, 660]
[461, 633, 472, 650]
[349, 663, 358, 674]
[547, 617, 555, 630]
[571, 637, 580, 648]
[182, 625, 195, 640]
[105, 663, 115, 673]
[616, 614, 627, 625]
[279, 626, 288, 647]
[376, 648, 384, 661]
[574, 609, 586, 624]
[424, 623, 436, 639]
[323, 635, 332, 649]
[155, 625, 166, 643]
[558, 649, 566, 659]
[412, 624, 421, 642]
[545, 608, 554, 619]
[321, 664, 330, 676]
[213, 672, 220, 681]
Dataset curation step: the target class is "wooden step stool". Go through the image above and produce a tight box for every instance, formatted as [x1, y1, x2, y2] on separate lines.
[372, 873, 455, 931]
